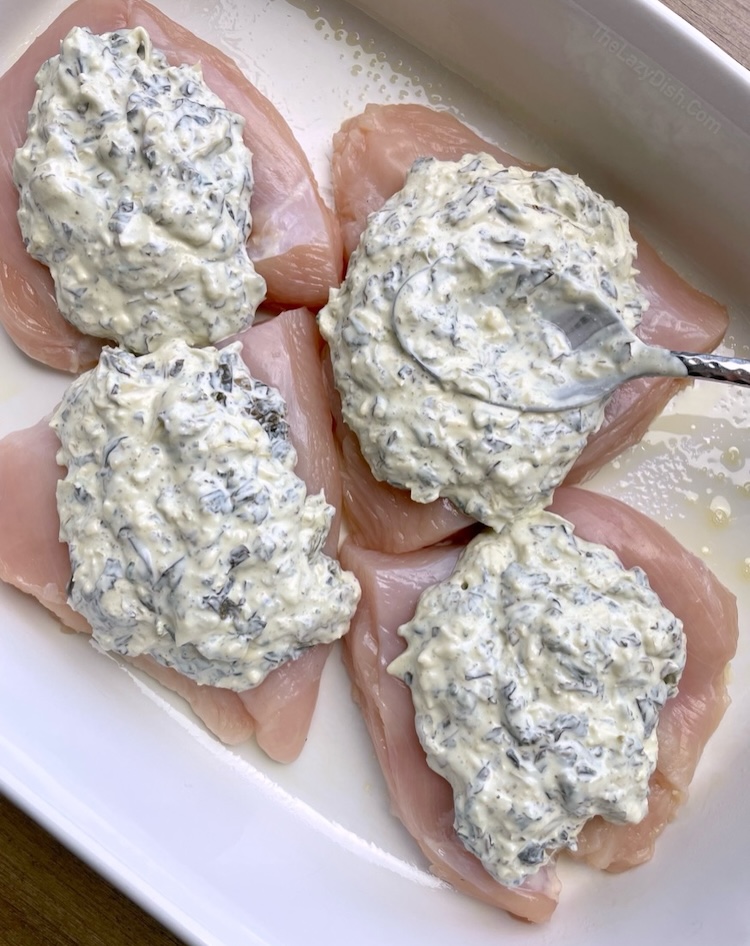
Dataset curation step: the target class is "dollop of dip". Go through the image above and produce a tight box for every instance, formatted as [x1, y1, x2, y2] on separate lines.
[389, 514, 685, 886]
[51, 341, 360, 689]
[319, 154, 647, 529]
[14, 26, 266, 353]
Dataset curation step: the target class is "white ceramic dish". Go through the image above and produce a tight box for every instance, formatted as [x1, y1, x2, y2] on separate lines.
[1, 1, 749, 944]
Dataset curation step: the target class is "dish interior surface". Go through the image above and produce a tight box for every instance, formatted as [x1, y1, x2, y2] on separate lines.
[0, 1, 748, 944]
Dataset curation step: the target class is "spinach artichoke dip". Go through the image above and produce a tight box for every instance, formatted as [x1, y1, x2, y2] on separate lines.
[319, 154, 647, 529]
[13, 26, 266, 353]
[50, 341, 360, 689]
[389, 514, 685, 886]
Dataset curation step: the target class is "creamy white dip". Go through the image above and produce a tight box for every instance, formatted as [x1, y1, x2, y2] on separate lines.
[389, 514, 685, 886]
[319, 154, 648, 529]
[51, 341, 360, 689]
[14, 26, 265, 353]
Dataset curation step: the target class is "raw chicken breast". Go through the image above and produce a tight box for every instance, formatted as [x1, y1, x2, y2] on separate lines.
[332, 104, 530, 258]
[548, 487, 738, 871]
[339, 540, 561, 923]
[0, 421, 88, 634]
[230, 308, 345, 761]
[335, 418, 476, 553]
[0, 310, 344, 762]
[327, 104, 728, 551]
[340, 486, 737, 913]
[0, 0, 343, 373]
[571, 771, 681, 873]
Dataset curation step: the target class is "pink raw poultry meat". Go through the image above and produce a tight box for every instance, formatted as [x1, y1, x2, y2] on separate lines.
[548, 488, 738, 871]
[340, 486, 737, 917]
[0, 0, 343, 372]
[332, 104, 529, 258]
[326, 104, 728, 553]
[0, 309, 343, 762]
[339, 539, 561, 923]
[229, 308, 344, 761]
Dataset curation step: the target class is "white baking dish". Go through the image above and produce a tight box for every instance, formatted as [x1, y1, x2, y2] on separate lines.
[0, 1, 748, 944]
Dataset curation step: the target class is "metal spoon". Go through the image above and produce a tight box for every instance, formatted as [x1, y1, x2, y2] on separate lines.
[516, 297, 750, 411]
[392, 258, 750, 413]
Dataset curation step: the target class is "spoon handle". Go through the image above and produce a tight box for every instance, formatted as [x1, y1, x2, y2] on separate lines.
[673, 351, 750, 388]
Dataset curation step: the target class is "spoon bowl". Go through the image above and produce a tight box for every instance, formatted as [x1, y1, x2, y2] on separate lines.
[392, 258, 750, 413]
[527, 297, 750, 412]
